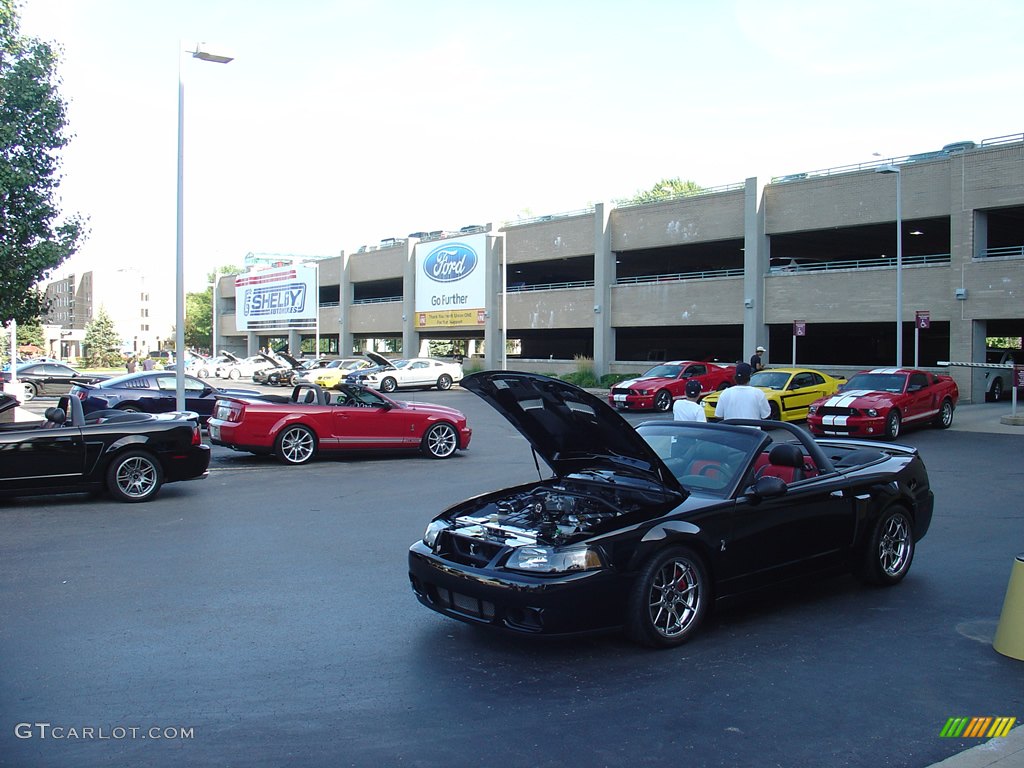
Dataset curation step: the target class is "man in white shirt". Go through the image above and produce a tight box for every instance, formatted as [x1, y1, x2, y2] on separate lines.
[715, 363, 771, 421]
[673, 379, 707, 422]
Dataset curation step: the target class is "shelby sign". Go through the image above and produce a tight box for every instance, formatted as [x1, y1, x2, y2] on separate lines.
[235, 265, 318, 331]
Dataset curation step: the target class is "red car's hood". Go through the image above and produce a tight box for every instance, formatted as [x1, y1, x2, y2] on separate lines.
[815, 389, 897, 407]
[401, 401, 465, 419]
[615, 375, 675, 390]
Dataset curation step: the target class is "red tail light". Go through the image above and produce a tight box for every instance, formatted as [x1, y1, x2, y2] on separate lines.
[191, 424, 202, 446]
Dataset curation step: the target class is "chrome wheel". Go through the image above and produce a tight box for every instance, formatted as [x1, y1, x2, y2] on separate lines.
[381, 377, 397, 393]
[106, 451, 163, 502]
[22, 382, 37, 401]
[856, 506, 915, 586]
[436, 374, 453, 391]
[884, 410, 901, 439]
[627, 546, 709, 647]
[422, 423, 458, 459]
[878, 512, 912, 578]
[276, 425, 316, 465]
[654, 390, 672, 412]
[936, 399, 954, 429]
[649, 559, 701, 638]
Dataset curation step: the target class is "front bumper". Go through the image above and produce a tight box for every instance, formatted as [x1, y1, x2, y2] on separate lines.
[608, 393, 654, 410]
[408, 541, 627, 636]
[807, 415, 886, 437]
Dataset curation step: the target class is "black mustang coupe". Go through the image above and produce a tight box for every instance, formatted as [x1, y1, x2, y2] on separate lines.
[409, 371, 934, 648]
[0, 393, 210, 503]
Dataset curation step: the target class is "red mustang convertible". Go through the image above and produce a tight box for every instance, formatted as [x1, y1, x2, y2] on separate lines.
[208, 383, 471, 465]
[807, 368, 958, 440]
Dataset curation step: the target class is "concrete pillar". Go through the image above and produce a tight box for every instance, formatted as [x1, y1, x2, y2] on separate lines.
[338, 250, 353, 356]
[403, 242, 418, 358]
[743, 176, 769, 360]
[947, 155, 976, 398]
[592, 202, 613, 377]
[484, 235, 504, 370]
[287, 329, 301, 355]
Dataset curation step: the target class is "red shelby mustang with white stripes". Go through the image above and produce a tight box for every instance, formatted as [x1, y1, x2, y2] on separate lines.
[806, 368, 958, 440]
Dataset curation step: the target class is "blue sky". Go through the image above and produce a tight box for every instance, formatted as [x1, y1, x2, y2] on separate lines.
[18, 0, 1024, 293]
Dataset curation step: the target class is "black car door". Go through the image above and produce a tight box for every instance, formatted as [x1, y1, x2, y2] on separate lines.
[719, 472, 856, 593]
[0, 423, 86, 490]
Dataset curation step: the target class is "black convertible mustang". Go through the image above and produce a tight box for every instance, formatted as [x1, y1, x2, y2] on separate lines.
[409, 371, 934, 648]
[0, 393, 210, 503]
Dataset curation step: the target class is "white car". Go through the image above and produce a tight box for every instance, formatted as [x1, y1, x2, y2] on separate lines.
[191, 352, 239, 378]
[216, 354, 281, 381]
[347, 352, 463, 392]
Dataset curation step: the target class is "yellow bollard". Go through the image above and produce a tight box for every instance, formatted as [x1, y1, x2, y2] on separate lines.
[993, 554, 1024, 661]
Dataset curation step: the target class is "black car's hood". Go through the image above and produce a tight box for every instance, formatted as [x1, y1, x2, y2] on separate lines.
[461, 370, 684, 492]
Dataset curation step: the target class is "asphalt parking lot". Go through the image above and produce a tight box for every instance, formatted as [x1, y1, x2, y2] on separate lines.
[1, 385, 1022, 767]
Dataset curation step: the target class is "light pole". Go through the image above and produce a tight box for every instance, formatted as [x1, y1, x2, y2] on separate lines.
[175, 42, 233, 411]
[876, 164, 902, 367]
[208, 279, 217, 358]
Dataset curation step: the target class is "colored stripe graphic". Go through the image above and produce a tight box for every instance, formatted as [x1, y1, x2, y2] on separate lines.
[940, 717, 1016, 738]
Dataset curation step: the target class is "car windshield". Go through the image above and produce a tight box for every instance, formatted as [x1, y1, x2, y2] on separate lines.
[642, 364, 682, 378]
[843, 373, 907, 394]
[637, 423, 764, 496]
[749, 371, 791, 390]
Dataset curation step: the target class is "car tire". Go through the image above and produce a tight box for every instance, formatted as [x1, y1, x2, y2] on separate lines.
[716, 382, 729, 391]
[884, 410, 901, 440]
[106, 450, 164, 503]
[989, 378, 1004, 402]
[119, 404, 143, 413]
[436, 374, 453, 391]
[769, 402, 781, 421]
[275, 425, 317, 465]
[421, 422, 458, 459]
[626, 546, 710, 648]
[228, 369, 241, 380]
[856, 506, 915, 586]
[22, 382, 37, 401]
[654, 390, 672, 412]
[197, 367, 209, 378]
[380, 377, 397, 393]
[934, 399, 954, 429]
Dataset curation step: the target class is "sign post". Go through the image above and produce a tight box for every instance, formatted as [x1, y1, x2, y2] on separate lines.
[914, 310, 930, 368]
[792, 321, 806, 365]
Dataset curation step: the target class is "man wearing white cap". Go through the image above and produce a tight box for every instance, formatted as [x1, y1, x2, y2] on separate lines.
[750, 345, 766, 372]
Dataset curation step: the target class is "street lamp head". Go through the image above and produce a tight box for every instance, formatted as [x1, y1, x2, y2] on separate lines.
[875, 164, 900, 175]
[192, 43, 234, 64]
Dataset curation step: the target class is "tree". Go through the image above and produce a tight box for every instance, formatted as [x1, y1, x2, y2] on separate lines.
[184, 290, 211, 351]
[616, 178, 705, 206]
[83, 307, 121, 367]
[184, 265, 240, 352]
[0, 0, 85, 325]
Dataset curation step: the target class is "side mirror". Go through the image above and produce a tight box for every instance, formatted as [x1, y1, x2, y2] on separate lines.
[744, 475, 788, 505]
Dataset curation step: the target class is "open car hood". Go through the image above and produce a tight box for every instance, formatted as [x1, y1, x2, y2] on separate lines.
[363, 351, 397, 370]
[461, 370, 684, 492]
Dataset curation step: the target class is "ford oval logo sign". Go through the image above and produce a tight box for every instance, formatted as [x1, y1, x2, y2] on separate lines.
[423, 243, 478, 283]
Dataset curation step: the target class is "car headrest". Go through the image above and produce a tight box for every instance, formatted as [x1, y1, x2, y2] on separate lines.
[44, 406, 66, 424]
[303, 390, 316, 404]
[768, 442, 804, 468]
